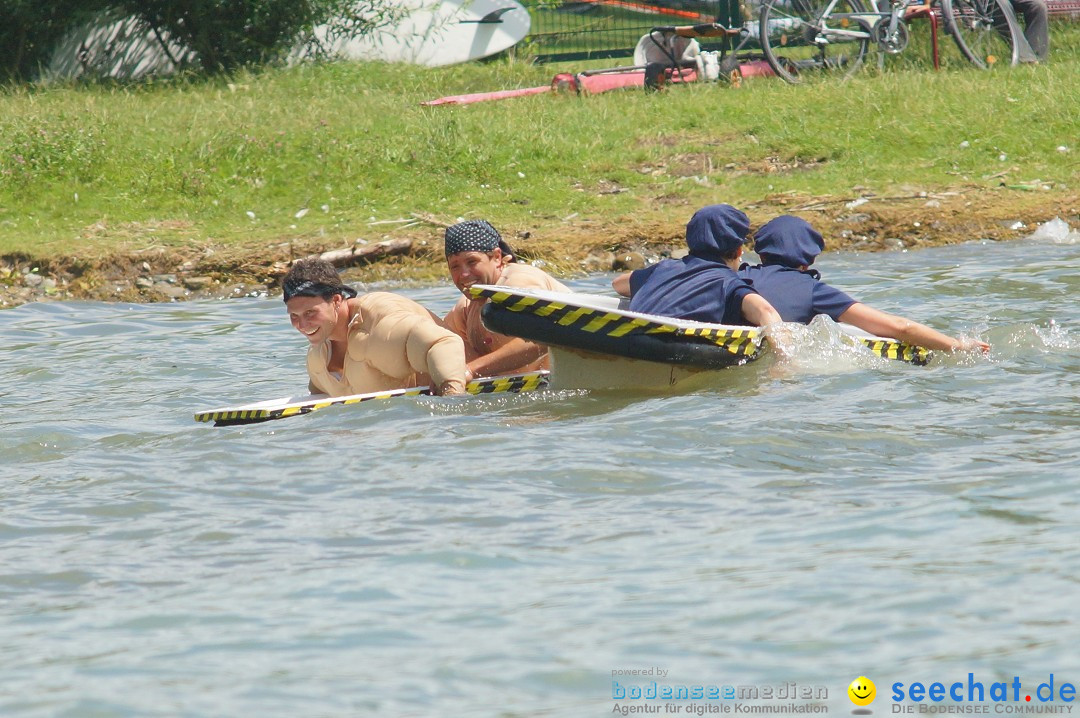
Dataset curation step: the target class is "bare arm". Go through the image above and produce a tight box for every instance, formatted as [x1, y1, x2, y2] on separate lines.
[423, 333, 469, 395]
[612, 272, 632, 297]
[740, 293, 792, 359]
[394, 317, 468, 395]
[838, 302, 989, 352]
[740, 293, 783, 327]
[465, 337, 547, 379]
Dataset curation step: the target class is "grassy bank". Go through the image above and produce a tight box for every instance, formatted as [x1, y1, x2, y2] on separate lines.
[1, 23, 1078, 302]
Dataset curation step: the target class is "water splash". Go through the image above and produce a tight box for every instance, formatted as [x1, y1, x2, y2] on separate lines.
[989, 319, 1076, 355]
[776, 316, 895, 374]
[1025, 217, 1080, 244]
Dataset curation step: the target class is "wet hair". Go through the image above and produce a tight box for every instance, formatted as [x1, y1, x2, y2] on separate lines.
[281, 258, 358, 303]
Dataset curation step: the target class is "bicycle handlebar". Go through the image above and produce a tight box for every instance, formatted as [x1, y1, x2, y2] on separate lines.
[650, 23, 740, 37]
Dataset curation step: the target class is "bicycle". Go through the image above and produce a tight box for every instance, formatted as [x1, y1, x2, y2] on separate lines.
[757, 0, 1024, 83]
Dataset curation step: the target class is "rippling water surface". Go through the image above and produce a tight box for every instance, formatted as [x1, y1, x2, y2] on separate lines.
[2, 237, 1078, 717]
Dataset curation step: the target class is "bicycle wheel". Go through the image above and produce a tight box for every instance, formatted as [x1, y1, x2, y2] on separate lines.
[942, 0, 1021, 68]
[759, 0, 872, 83]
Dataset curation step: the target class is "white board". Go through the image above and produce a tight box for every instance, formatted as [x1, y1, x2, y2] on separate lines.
[195, 370, 548, 426]
[313, 0, 531, 67]
[46, 16, 194, 81]
[45, 0, 531, 81]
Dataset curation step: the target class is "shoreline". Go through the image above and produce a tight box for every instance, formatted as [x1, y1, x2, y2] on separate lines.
[3, 186, 1077, 309]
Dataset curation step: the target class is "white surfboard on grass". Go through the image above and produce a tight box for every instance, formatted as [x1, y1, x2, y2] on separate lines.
[312, 0, 531, 67]
[45, 0, 531, 80]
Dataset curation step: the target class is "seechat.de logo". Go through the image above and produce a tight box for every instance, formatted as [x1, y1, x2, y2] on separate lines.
[850, 676, 877, 713]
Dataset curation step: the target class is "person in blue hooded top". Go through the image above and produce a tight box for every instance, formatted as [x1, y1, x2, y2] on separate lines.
[738, 215, 989, 353]
[612, 204, 784, 331]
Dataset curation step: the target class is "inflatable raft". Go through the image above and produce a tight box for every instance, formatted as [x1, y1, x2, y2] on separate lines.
[470, 285, 930, 389]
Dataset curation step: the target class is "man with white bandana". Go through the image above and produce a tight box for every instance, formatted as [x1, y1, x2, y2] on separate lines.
[283, 258, 467, 397]
[442, 220, 569, 379]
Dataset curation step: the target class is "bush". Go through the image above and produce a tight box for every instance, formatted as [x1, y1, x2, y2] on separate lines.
[0, 0, 108, 81]
[109, 0, 410, 73]
[0, 0, 407, 81]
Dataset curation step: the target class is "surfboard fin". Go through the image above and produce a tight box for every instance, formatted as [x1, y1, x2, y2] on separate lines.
[461, 7, 515, 23]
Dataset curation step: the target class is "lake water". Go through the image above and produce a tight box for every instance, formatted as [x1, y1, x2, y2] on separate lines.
[1, 236, 1078, 718]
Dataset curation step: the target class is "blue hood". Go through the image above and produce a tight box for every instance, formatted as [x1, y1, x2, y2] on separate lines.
[685, 204, 751, 262]
[753, 215, 825, 268]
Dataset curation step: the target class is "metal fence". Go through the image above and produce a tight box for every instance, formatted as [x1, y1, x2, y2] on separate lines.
[522, 0, 749, 62]
[522, 0, 1079, 63]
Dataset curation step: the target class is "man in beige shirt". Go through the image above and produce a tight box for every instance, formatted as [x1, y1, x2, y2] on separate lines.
[442, 220, 569, 379]
[283, 258, 466, 397]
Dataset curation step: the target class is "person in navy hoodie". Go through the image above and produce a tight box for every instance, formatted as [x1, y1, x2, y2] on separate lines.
[738, 215, 989, 353]
[612, 204, 783, 329]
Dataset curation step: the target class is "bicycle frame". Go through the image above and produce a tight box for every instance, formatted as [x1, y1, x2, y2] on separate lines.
[805, 0, 927, 51]
[759, 0, 1020, 81]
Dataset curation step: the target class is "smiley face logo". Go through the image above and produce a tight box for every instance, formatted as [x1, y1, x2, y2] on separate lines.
[848, 676, 876, 706]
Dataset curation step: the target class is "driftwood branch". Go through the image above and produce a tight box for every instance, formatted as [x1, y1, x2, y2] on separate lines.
[314, 238, 414, 268]
[264, 238, 415, 279]
[409, 212, 454, 229]
[786, 191, 970, 212]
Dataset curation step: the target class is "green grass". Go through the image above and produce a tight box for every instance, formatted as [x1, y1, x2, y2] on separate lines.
[1, 21, 1077, 260]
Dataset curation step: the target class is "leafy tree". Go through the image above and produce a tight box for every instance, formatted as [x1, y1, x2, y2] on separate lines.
[0, 0, 109, 81]
[0, 0, 408, 81]
[107, 0, 409, 74]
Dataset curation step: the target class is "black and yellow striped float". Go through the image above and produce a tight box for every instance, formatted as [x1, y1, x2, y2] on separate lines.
[471, 286, 930, 367]
[860, 339, 930, 365]
[474, 286, 764, 370]
[195, 371, 549, 426]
